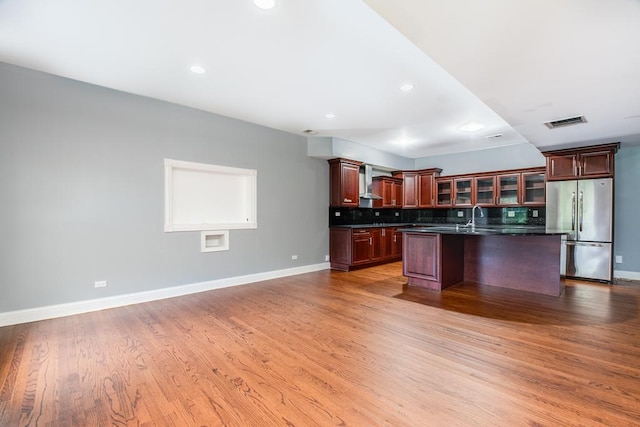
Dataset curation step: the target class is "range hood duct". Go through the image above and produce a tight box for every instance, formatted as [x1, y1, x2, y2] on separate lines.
[359, 164, 383, 208]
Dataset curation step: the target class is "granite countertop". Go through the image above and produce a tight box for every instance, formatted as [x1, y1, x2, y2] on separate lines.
[330, 223, 564, 236]
[400, 225, 565, 236]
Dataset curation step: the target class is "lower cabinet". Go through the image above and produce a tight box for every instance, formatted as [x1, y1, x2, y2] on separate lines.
[402, 232, 464, 290]
[330, 227, 402, 271]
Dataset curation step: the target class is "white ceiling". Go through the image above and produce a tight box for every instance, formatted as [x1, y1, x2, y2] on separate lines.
[1, 0, 639, 159]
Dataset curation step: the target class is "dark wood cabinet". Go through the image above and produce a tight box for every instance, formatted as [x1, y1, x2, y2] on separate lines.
[380, 227, 394, 260]
[436, 179, 453, 207]
[392, 229, 403, 258]
[403, 232, 464, 291]
[453, 177, 473, 207]
[521, 171, 546, 205]
[474, 175, 496, 207]
[392, 171, 418, 208]
[393, 168, 441, 208]
[329, 226, 403, 271]
[440, 167, 545, 208]
[351, 229, 372, 266]
[543, 143, 619, 181]
[418, 172, 436, 208]
[372, 176, 403, 208]
[328, 158, 362, 207]
[496, 173, 520, 206]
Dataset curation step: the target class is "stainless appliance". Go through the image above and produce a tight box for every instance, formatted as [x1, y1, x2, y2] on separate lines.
[546, 178, 613, 282]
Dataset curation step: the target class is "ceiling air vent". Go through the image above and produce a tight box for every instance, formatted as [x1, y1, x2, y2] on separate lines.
[302, 129, 318, 135]
[544, 115, 587, 129]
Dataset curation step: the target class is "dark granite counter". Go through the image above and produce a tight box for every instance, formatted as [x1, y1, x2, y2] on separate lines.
[330, 223, 566, 236]
[401, 225, 566, 236]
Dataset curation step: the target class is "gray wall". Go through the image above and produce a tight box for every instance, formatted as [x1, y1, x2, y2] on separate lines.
[0, 62, 329, 312]
[414, 142, 545, 175]
[614, 144, 640, 274]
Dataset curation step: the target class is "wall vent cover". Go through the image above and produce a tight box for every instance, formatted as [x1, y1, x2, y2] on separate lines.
[544, 115, 587, 129]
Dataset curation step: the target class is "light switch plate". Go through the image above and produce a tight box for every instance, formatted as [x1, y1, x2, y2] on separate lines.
[335, 211, 341, 217]
[532, 210, 539, 218]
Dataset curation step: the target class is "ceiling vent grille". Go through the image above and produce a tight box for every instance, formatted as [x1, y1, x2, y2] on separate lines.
[544, 115, 587, 129]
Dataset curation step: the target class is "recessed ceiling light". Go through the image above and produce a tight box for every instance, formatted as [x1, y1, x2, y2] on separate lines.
[399, 83, 414, 92]
[459, 121, 485, 132]
[253, 0, 276, 10]
[325, 113, 336, 119]
[190, 65, 206, 74]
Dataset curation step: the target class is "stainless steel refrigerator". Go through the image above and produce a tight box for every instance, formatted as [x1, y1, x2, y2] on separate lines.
[546, 178, 613, 282]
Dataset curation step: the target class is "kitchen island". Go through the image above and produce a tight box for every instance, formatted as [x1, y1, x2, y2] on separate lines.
[401, 226, 566, 296]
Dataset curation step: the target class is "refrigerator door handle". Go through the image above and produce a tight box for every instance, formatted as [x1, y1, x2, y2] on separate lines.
[579, 191, 584, 232]
[571, 192, 576, 231]
[565, 241, 577, 246]
[575, 242, 605, 247]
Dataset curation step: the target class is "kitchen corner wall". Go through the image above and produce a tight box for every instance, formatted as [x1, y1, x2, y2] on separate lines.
[0, 62, 329, 313]
[614, 144, 640, 278]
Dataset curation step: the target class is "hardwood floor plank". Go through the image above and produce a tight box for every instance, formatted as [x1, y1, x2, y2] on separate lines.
[2, 262, 640, 425]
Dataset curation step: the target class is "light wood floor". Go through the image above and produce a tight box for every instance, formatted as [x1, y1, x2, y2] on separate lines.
[1, 262, 640, 426]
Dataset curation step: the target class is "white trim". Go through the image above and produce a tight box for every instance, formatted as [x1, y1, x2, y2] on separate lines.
[164, 158, 258, 232]
[614, 270, 640, 281]
[0, 262, 330, 327]
[201, 230, 229, 252]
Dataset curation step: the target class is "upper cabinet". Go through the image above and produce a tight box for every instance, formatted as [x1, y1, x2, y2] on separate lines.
[436, 179, 453, 207]
[392, 168, 442, 208]
[328, 158, 362, 207]
[372, 176, 403, 208]
[543, 143, 619, 181]
[438, 167, 546, 207]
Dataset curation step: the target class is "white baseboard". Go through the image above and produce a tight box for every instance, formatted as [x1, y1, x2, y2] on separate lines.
[614, 270, 640, 281]
[0, 262, 331, 327]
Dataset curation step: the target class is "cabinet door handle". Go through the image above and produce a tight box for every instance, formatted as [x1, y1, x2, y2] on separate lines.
[382, 229, 385, 237]
[369, 237, 372, 245]
[344, 198, 352, 203]
[393, 235, 397, 243]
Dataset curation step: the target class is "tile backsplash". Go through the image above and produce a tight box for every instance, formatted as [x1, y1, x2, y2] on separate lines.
[329, 207, 545, 226]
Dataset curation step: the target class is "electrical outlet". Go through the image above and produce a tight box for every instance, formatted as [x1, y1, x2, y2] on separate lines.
[335, 211, 341, 217]
[94, 280, 107, 288]
[457, 211, 464, 218]
[507, 210, 515, 218]
[616, 255, 623, 264]
[291, 255, 298, 260]
[375, 211, 380, 216]
[395, 212, 399, 217]
[532, 209, 539, 218]
[325, 255, 330, 262]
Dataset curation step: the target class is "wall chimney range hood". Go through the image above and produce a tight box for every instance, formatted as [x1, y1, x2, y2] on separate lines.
[359, 164, 383, 208]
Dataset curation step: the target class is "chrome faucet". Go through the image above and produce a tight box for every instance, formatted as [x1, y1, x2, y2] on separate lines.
[466, 204, 484, 229]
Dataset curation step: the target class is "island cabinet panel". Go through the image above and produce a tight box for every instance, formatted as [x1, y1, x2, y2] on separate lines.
[329, 158, 362, 207]
[403, 232, 464, 290]
[543, 142, 619, 181]
[464, 234, 562, 296]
